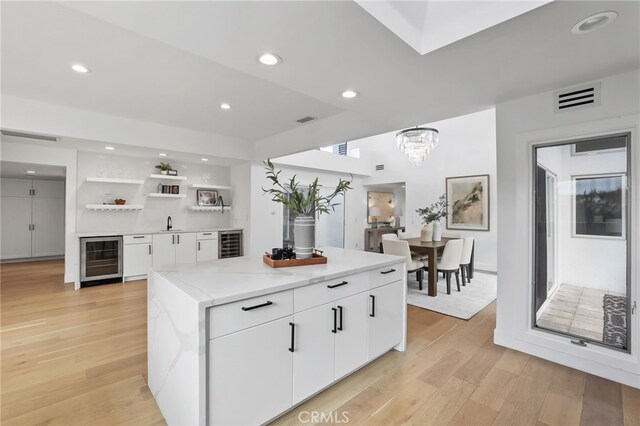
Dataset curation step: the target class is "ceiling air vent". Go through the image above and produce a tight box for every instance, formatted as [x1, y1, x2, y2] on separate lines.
[375, 164, 384, 171]
[296, 116, 316, 124]
[1, 129, 59, 142]
[554, 82, 600, 112]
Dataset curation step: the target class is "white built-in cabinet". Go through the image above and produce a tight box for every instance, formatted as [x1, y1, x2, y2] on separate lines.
[123, 235, 153, 279]
[152, 232, 197, 267]
[207, 264, 405, 425]
[1, 178, 65, 260]
[196, 232, 218, 262]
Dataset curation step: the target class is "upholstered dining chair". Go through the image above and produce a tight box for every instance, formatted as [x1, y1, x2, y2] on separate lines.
[459, 237, 474, 285]
[382, 239, 425, 290]
[436, 239, 464, 294]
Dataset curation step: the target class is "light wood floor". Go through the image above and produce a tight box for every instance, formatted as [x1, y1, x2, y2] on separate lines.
[1, 260, 638, 426]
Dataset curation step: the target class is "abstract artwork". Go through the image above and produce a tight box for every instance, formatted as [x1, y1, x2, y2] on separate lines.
[446, 174, 490, 231]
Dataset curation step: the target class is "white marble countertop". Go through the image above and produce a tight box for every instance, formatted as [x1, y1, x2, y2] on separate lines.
[152, 247, 404, 307]
[75, 228, 243, 238]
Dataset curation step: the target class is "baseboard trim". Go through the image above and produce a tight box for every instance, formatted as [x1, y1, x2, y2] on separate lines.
[1, 255, 64, 264]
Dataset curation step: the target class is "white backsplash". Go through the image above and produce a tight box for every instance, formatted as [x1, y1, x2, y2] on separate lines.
[76, 151, 232, 233]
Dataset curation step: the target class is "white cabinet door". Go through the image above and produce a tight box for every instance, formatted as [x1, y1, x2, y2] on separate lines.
[152, 234, 175, 267]
[31, 197, 65, 257]
[1, 178, 32, 197]
[209, 316, 293, 425]
[175, 232, 196, 264]
[334, 292, 369, 379]
[196, 238, 218, 262]
[1, 197, 32, 259]
[369, 280, 404, 360]
[33, 180, 65, 198]
[123, 243, 152, 278]
[292, 302, 335, 404]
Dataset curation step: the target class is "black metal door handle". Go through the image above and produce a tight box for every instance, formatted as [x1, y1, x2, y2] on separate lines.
[198, 241, 201, 251]
[241, 301, 273, 311]
[327, 281, 348, 289]
[331, 307, 338, 333]
[380, 269, 396, 275]
[289, 322, 295, 352]
[370, 295, 376, 317]
[337, 305, 343, 331]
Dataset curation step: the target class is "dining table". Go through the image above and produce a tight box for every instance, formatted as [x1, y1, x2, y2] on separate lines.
[405, 237, 474, 297]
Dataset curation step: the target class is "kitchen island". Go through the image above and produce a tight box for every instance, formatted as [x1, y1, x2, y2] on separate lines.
[148, 247, 406, 425]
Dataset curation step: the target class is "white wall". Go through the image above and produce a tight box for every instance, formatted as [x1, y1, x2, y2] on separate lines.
[349, 108, 498, 271]
[495, 69, 639, 387]
[76, 151, 232, 233]
[0, 141, 78, 283]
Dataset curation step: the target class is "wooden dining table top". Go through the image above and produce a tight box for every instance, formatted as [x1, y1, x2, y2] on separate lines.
[405, 237, 453, 250]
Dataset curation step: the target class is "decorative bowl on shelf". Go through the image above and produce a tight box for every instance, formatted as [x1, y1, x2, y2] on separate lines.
[114, 199, 126, 205]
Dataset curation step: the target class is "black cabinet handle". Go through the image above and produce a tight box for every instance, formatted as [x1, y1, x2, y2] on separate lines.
[331, 307, 338, 333]
[203, 232, 212, 236]
[133, 236, 145, 239]
[177, 234, 180, 244]
[337, 305, 343, 331]
[148, 245, 152, 255]
[241, 301, 273, 311]
[289, 322, 295, 352]
[370, 295, 376, 317]
[380, 269, 396, 275]
[198, 241, 201, 251]
[327, 281, 348, 289]
[172, 235, 175, 245]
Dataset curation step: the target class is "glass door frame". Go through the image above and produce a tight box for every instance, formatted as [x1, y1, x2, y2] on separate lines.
[530, 132, 632, 353]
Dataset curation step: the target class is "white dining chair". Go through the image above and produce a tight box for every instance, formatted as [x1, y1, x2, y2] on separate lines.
[459, 237, 474, 285]
[436, 239, 464, 294]
[382, 239, 425, 290]
[381, 233, 398, 241]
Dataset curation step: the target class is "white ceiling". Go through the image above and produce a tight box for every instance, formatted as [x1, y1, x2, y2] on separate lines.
[1, 1, 638, 159]
[355, 1, 553, 55]
[0, 161, 66, 180]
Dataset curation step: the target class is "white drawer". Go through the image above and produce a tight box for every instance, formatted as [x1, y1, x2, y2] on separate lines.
[197, 231, 218, 240]
[209, 290, 293, 339]
[294, 272, 368, 312]
[369, 263, 404, 289]
[123, 234, 152, 244]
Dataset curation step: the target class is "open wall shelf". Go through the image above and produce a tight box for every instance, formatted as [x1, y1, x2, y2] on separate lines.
[149, 174, 188, 181]
[86, 204, 144, 211]
[147, 193, 187, 199]
[189, 206, 232, 212]
[188, 184, 231, 190]
[85, 177, 145, 185]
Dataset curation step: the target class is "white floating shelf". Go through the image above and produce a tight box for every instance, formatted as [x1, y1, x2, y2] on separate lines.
[85, 177, 145, 185]
[147, 193, 187, 198]
[189, 205, 232, 212]
[149, 174, 187, 181]
[86, 204, 144, 211]
[189, 184, 232, 190]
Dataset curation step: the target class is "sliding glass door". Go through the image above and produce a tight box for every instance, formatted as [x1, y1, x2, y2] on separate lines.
[533, 133, 630, 351]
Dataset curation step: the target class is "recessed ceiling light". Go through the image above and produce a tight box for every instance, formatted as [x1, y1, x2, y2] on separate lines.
[71, 64, 90, 73]
[571, 11, 618, 34]
[220, 103, 232, 110]
[105, 146, 115, 150]
[258, 53, 281, 66]
[201, 158, 209, 162]
[25, 170, 36, 174]
[159, 153, 167, 157]
[341, 90, 358, 99]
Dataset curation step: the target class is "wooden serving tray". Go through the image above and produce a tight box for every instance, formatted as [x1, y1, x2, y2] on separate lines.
[263, 253, 328, 268]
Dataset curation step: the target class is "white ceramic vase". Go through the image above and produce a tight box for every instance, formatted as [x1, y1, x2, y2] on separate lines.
[432, 221, 443, 242]
[420, 223, 433, 242]
[293, 215, 315, 259]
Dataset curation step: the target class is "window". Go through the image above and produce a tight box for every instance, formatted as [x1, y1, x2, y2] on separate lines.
[574, 174, 625, 238]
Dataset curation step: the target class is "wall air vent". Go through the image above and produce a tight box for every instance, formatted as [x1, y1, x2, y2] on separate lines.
[1, 129, 59, 142]
[375, 164, 384, 171]
[554, 82, 600, 113]
[296, 116, 316, 124]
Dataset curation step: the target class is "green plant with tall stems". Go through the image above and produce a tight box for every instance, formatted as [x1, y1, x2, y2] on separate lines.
[416, 194, 448, 225]
[262, 159, 352, 216]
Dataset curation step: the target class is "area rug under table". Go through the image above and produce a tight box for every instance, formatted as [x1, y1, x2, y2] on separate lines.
[406, 271, 497, 320]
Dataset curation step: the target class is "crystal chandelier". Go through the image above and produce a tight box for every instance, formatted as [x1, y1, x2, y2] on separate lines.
[395, 127, 439, 166]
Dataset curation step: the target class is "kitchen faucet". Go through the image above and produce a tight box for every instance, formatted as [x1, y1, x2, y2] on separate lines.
[167, 216, 172, 231]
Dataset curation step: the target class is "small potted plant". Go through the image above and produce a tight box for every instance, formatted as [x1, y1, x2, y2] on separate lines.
[416, 194, 448, 241]
[262, 159, 352, 259]
[155, 162, 172, 175]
